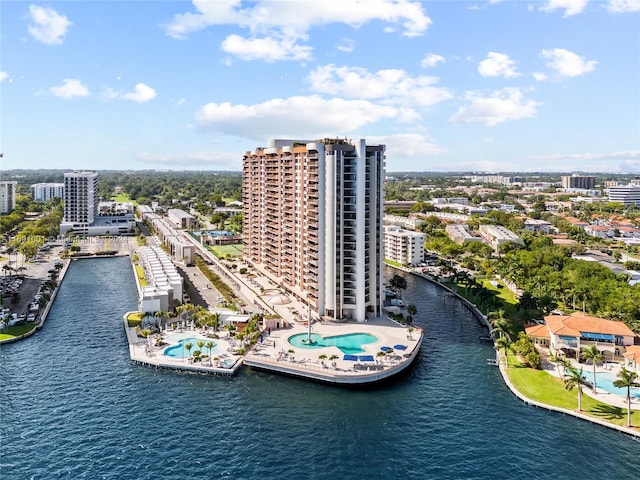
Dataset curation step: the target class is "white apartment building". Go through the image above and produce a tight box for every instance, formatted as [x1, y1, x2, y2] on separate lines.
[0, 181, 18, 214]
[136, 246, 183, 313]
[30, 182, 64, 202]
[145, 212, 194, 264]
[523, 219, 552, 234]
[243, 138, 385, 322]
[608, 185, 640, 207]
[167, 209, 195, 229]
[445, 224, 483, 245]
[60, 171, 98, 234]
[384, 214, 425, 231]
[384, 225, 425, 266]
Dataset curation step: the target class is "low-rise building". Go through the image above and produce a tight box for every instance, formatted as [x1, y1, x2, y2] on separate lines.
[146, 213, 194, 264]
[478, 225, 524, 251]
[384, 225, 425, 266]
[137, 246, 184, 313]
[524, 219, 552, 234]
[445, 224, 483, 245]
[167, 208, 195, 229]
[384, 214, 425, 231]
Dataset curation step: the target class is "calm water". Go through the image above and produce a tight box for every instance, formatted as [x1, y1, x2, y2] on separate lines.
[1, 259, 638, 480]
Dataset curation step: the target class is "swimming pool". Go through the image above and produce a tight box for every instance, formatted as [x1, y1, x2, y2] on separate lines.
[288, 333, 378, 354]
[581, 370, 640, 399]
[163, 337, 218, 359]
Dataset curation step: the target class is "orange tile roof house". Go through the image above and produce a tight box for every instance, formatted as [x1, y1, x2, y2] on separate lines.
[623, 345, 640, 375]
[526, 312, 637, 361]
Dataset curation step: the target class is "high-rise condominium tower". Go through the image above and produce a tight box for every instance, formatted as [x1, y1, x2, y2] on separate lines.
[63, 171, 98, 226]
[243, 138, 385, 323]
[0, 181, 18, 214]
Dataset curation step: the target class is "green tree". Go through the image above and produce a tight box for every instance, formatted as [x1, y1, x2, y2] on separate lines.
[613, 368, 640, 427]
[389, 274, 408, 299]
[563, 366, 590, 412]
[184, 342, 193, 362]
[495, 335, 513, 368]
[580, 345, 604, 394]
[406, 304, 417, 322]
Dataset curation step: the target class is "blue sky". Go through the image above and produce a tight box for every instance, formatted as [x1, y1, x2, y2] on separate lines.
[1, 0, 639, 173]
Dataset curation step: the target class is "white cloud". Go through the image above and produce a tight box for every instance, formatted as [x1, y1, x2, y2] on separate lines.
[539, 0, 589, 17]
[478, 52, 520, 78]
[221, 34, 312, 62]
[533, 72, 548, 82]
[121, 83, 157, 103]
[450, 87, 540, 126]
[164, 0, 431, 61]
[28, 5, 72, 45]
[368, 133, 446, 157]
[195, 95, 418, 139]
[50, 79, 90, 98]
[421, 53, 445, 68]
[0, 71, 8, 82]
[607, 0, 640, 12]
[541, 48, 597, 77]
[307, 65, 452, 107]
[336, 38, 355, 53]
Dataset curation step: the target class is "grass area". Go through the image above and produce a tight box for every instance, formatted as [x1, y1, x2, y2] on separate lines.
[111, 192, 138, 205]
[505, 355, 639, 428]
[0, 323, 37, 341]
[384, 259, 404, 268]
[210, 244, 243, 259]
[134, 264, 147, 287]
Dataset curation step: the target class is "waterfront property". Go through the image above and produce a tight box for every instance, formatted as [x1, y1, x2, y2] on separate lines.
[526, 312, 637, 362]
[242, 138, 385, 323]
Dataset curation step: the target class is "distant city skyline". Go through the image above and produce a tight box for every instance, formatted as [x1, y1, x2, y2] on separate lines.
[1, 1, 639, 173]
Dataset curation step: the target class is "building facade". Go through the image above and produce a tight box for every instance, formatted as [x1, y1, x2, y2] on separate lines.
[62, 171, 98, 226]
[0, 181, 18, 214]
[30, 182, 64, 202]
[561, 174, 596, 190]
[243, 138, 385, 322]
[384, 225, 425, 266]
[607, 185, 640, 207]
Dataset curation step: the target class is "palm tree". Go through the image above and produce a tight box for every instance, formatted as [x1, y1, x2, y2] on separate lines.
[580, 345, 604, 394]
[184, 342, 193, 363]
[495, 336, 512, 368]
[205, 341, 214, 365]
[563, 366, 590, 412]
[613, 368, 640, 427]
[197, 340, 205, 359]
[489, 309, 510, 340]
[318, 353, 327, 366]
[549, 352, 571, 376]
[328, 354, 339, 369]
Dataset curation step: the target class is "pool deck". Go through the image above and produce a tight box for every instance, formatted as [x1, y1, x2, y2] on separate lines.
[123, 313, 243, 376]
[244, 317, 423, 384]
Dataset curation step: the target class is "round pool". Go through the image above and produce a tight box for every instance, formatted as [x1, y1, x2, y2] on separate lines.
[288, 333, 378, 354]
[163, 337, 218, 358]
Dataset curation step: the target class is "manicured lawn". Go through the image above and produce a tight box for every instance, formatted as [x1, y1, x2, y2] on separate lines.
[127, 311, 142, 327]
[210, 244, 243, 258]
[384, 259, 404, 268]
[505, 355, 639, 428]
[0, 323, 37, 341]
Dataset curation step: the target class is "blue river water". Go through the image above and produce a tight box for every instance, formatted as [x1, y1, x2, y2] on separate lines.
[1, 257, 638, 479]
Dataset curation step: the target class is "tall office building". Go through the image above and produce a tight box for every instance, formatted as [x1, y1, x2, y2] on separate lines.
[0, 181, 18, 214]
[30, 182, 65, 202]
[243, 138, 385, 323]
[63, 171, 98, 226]
[561, 174, 596, 190]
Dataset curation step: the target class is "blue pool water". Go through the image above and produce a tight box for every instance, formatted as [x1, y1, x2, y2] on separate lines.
[582, 369, 640, 398]
[288, 332, 378, 354]
[163, 337, 218, 358]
